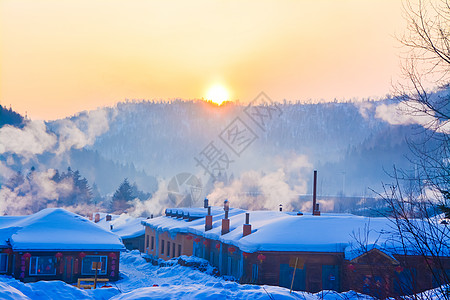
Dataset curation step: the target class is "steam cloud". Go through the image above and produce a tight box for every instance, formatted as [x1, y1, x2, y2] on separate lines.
[375, 100, 450, 134]
[0, 121, 57, 161]
[129, 178, 169, 217]
[52, 109, 113, 154]
[207, 155, 313, 211]
[0, 169, 73, 215]
[0, 108, 114, 215]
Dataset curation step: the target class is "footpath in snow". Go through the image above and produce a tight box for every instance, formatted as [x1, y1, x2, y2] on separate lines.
[0, 250, 375, 299]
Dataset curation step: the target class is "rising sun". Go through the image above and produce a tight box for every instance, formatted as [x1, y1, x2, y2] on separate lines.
[206, 85, 229, 105]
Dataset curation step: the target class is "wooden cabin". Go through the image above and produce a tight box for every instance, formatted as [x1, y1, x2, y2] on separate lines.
[0, 208, 125, 283]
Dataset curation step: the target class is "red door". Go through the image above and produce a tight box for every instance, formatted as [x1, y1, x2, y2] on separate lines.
[63, 256, 73, 283]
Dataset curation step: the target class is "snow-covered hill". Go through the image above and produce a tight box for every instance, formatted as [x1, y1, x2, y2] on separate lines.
[84, 99, 421, 196]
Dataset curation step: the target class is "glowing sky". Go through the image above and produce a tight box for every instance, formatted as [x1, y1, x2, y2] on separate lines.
[1, 0, 407, 120]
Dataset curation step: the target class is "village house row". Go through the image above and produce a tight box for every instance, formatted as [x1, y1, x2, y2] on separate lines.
[142, 199, 450, 298]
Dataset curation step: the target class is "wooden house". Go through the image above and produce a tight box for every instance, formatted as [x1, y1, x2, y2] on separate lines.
[0, 208, 125, 283]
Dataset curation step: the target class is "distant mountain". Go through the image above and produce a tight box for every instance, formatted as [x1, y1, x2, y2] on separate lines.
[84, 99, 422, 196]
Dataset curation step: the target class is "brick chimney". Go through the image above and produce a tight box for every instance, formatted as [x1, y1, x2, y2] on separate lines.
[106, 214, 112, 221]
[94, 213, 100, 223]
[222, 199, 230, 235]
[243, 213, 251, 237]
[222, 218, 230, 235]
[205, 206, 213, 231]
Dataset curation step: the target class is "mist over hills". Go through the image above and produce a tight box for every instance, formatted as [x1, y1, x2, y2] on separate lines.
[0, 96, 431, 215]
[86, 98, 418, 197]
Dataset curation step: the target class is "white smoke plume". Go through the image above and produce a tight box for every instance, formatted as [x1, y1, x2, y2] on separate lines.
[0, 161, 15, 181]
[0, 108, 115, 216]
[0, 121, 57, 161]
[375, 100, 450, 134]
[0, 108, 113, 162]
[129, 178, 169, 217]
[52, 108, 113, 154]
[354, 101, 374, 119]
[0, 169, 73, 215]
[207, 155, 313, 211]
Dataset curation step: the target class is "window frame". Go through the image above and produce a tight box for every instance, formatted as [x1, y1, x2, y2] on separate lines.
[0, 253, 8, 273]
[29, 256, 57, 276]
[81, 255, 108, 276]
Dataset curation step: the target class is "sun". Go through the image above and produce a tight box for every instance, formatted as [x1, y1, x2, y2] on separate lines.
[206, 85, 229, 105]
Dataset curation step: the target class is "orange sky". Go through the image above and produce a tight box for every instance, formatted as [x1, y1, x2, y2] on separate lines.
[0, 0, 407, 120]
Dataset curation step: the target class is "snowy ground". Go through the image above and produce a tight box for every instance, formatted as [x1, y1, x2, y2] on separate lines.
[0, 251, 379, 299]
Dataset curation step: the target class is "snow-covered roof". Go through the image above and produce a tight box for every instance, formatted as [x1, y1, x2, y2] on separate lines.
[142, 207, 245, 234]
[165, 207, 230, 219]
[0, 208, 125, 251]
[142, 207, 450, 257]
[91, 212, 145, 239]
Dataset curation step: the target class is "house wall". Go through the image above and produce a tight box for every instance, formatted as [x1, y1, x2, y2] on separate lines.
[123, 235, 145, 252]
[9, 251, 120, 283]
[144, 226, 193, 260]
[239, 251, 343, 292]
[343, 254, 450, 298]
[142, 223, 450, 297]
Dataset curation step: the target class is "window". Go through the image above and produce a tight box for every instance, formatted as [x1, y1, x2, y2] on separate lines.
[81, 256, 107, 275]
[0, 254, 7, 273]
[167, 241, 170, 257]
[178, 244, 181, 256]
[172, 243, 175, 257]
[29, 256, 56, 276]
[146, 235, 149, 249]
[151, 236, 154, 250]
[161, 240, 165, 254]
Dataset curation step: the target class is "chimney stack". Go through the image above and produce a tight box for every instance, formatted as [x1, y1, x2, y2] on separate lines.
[204, 198, 209, 208]
[312, 170, 321, 216]
[106, 214, 112, 221]
[222, 199, 230, 235]
[279, 204, 283, 212]
[243, 213, 251, 236]
[94, 213, 100, 223]
[205, 206, 212, 231]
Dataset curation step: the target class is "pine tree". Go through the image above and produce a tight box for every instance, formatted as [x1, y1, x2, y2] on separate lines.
[111, 178, 134, 213]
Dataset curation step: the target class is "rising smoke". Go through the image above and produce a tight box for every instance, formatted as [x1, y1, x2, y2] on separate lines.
[207, 154, 313, 211]
[0, 108, 114, 215]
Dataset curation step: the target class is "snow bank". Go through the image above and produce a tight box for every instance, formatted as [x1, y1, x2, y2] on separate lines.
[0, 275, 118, 300]
[0, 251, 377, 300]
